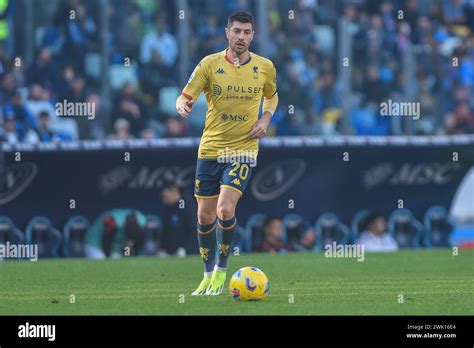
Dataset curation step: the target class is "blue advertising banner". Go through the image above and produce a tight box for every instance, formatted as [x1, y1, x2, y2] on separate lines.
[2, 136, 474, 230]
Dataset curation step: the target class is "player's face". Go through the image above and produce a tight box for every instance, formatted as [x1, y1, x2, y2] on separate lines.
[226, 21, 254, 54]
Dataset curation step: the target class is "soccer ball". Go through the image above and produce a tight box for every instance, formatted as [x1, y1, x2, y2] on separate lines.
[229, 267, 270, 301]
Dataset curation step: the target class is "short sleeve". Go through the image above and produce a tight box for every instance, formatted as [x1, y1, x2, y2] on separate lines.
[182, 59, 209, 100]
[263, 62, 277, 99]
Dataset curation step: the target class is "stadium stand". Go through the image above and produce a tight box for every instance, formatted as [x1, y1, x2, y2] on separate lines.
[25, 216, 62, 258]
[245, 213, 267, 253]
[63, 215, 90, 257]
[388, 208, 424, 249]
[315, 212, 352, 251]
[140, 215, 163, 256]
[1, 0, 474, 142]
[351, 209, 371, 240]
[0, 216, 24, 245]
[423, 205, 454, 247]
[0, 0, 473, 258]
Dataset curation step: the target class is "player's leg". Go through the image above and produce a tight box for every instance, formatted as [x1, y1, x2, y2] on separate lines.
[192, 196, 218, 295]
[192, 159, 220, 295]
[206, 161, 253, 295]
[205, 187, 241, 295]
[216, 187, 240, 268]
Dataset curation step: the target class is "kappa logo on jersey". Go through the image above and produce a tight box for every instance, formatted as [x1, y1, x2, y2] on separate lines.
[231, 178, 241, 186]
[215, 68, 226, 75]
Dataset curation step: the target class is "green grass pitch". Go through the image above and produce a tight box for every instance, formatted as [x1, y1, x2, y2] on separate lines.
[0, 249, 472, 315]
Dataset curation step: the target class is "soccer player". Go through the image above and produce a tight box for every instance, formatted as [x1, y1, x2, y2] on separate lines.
[176, 11, 278, 295]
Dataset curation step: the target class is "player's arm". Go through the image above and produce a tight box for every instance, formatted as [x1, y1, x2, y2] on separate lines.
[176, 95, 195, 118]
[249, 62, 278, 139]
[176, 60, 208, 118]
[262, 93, 279, 119]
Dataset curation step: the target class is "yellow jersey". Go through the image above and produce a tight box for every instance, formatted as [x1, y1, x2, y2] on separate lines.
[182, 49, 277, 159]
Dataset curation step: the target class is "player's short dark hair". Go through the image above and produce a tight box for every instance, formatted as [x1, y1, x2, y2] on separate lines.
[227, 11, 254, 29]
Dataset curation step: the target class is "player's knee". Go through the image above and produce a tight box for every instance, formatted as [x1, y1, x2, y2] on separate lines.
[197, 210, 216, 225]
[217, 204, 235, 220]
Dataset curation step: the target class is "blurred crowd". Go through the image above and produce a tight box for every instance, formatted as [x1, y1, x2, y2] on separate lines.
[1, 0, 474, 143]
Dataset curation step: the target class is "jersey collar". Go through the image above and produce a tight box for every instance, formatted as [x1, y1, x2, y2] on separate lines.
[223, 49, 252, 66]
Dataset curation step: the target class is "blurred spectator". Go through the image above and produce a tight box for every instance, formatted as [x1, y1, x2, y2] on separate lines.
[364, 66, 390, 104]
[3, 90, 37, 135]
[163, 117, 188, 138]
[109, 118, 134, 140]
[2, 111, 38, 144]
[114, 3, 143, 61]
[56, 64, 76, 100]
[140, 15, 178, 67]
[62, 2, 98, 72]
[141, 50, 176, 98]
[196, 15, 226, 58]
[356, 212, 398, 252]
[27, 48, 57, 88]
[443, 0, 466, 24]
[444, 103, 474, 134]
[292, 229, 317, 252]
[62, 76, 86, 103]
[64, 76, 91, 139]
[101, 215, 118, 257]
[259, 217, 290, 254]
[112, 83, 148, 136]
[1, 73, 18, 100]
[141, 127, 156, 140]
[85, 93, 107, 139]
[25, 84, 56, 122]
[158, 184, 193, 257]
[123, 212, 145, 256]
[85, 209, 147, 259]
[36, 110, 72, 142]
[36, 111, 56, 142]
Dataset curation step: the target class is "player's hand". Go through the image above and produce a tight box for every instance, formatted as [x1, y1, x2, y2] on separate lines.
[249, 117, 270, 139]
[177, 99, 195, 118]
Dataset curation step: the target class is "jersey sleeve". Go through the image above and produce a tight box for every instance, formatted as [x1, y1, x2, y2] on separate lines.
[263, 62, 277, 99]
[182, 59, 209, 100]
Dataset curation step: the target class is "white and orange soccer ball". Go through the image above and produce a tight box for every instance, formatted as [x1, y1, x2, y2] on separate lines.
[229, 267, 270, 301]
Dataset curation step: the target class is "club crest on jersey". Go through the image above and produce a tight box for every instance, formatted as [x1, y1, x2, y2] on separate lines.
[252, 66, 259, 79]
